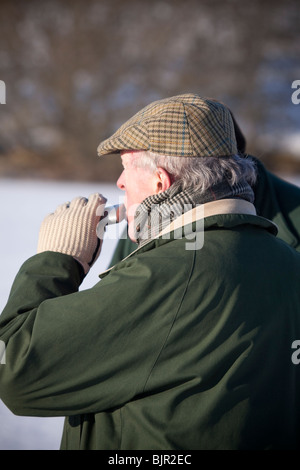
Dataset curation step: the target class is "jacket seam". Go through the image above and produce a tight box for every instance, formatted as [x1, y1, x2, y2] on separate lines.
[141, 249, 196, 394]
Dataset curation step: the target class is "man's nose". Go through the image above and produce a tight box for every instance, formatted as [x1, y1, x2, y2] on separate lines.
[117, 171, 125, 190]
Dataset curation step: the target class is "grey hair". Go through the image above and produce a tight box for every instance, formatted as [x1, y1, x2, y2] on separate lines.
[130, 150, 257, 194]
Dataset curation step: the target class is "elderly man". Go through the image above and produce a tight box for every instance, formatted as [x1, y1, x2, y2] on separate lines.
[0, 94, 300, 450]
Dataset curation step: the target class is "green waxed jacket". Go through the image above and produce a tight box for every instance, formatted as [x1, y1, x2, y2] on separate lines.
[1, 208, 300, 450]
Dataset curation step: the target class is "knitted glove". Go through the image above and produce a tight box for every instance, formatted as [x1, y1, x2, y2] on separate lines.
[37, 193, 107, 274]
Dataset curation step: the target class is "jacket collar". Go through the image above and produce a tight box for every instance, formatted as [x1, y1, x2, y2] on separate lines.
[159, 198, 257, 237]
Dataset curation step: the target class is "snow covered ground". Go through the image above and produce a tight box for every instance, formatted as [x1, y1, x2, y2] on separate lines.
[0, 174, 300, 450]
[0, 178, 126, 450]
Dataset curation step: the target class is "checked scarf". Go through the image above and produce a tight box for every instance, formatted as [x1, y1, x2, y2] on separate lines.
[134, 178, 254, 246]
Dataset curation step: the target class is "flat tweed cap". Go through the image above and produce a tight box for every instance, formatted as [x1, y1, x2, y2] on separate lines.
[97, 93, 238, 158]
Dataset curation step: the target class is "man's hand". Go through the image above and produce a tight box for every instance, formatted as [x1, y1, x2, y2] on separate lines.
[37, 193, 107, 274]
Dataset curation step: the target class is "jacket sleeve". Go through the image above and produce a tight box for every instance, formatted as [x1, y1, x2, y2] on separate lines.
[0, 250, 189, 417]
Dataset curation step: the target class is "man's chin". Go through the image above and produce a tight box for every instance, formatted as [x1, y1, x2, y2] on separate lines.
[128, 223, 138, 243]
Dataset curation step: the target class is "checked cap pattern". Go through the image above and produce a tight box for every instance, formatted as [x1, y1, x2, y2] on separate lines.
[97, 94, 237, 158]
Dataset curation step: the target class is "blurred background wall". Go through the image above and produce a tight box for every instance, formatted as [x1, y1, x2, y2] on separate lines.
[0, 0, 299, 182]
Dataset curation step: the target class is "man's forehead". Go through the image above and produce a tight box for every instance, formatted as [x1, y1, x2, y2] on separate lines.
[121, 150, 143, 163]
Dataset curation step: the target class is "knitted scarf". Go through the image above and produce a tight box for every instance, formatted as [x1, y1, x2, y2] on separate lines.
[134, 178, 254, 246]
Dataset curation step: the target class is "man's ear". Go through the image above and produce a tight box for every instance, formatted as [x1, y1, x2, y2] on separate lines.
[155, 167, 172, 193]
